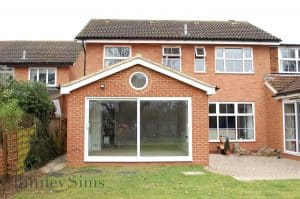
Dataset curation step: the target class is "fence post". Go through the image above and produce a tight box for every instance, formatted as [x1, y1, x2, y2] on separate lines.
[2, 133, 8, 178]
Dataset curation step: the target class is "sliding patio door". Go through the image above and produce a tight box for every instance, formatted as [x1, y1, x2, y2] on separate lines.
[86, 97, 191, 162]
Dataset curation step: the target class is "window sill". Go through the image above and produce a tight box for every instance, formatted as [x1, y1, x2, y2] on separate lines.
[209, 140, 256, 143]
[284, 150, 300, 156]
[214, 72, 255, 75]
[278, 72, 300, 74]
[84, 156, 193, 162]
[194, 71, 206, 74]
[46, 85, 57, 88]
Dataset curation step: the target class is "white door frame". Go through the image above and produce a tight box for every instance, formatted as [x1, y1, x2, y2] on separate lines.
[282, 100, 300, 156]
[84, 97, 193, 162]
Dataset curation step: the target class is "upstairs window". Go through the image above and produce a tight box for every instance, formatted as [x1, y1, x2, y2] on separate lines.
[0, 65, 14, 83]
[104, 46, 131, 67]
[279, 48, 300, 73]
[29, 68, 56, 86]
[194, 47, 206, 72]
[162, 47, 181, 71]
[216, 48, 253, 73]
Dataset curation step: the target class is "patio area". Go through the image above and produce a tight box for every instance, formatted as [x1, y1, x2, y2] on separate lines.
[208, 154, 300, 181]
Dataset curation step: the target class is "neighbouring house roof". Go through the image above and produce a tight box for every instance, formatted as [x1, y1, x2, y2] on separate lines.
[280, 43, 300, 47]
[48, 88, 61, 100]
[76, 19, 281, 42]
[60, 54, 217, 95]
[0, 41, 82, 65]
[264, 74, 300, 98]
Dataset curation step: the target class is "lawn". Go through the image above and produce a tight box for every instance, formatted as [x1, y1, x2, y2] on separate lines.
[13, 165, 300, 199]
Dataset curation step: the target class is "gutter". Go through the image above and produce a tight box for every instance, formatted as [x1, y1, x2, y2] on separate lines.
[81, 40, 87, 76]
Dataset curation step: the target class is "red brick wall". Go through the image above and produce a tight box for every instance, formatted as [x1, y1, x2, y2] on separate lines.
[70, 51, 85, 81]
[66, 65, 209, 166]
[265, 88, 283, 150]
[82, 43, 274, 154]
[270, 47, 278, 73]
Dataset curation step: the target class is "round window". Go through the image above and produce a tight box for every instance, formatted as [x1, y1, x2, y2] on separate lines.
[129, 72, 148, 90]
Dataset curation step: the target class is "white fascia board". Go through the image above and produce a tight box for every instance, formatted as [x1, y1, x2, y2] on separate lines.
[264, 80, 278, 94]
[83, 39, 280, 46]
[274, 93, 300, 100]
[61, 58, 216, 95]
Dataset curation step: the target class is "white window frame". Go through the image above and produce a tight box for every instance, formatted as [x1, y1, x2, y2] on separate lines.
[215, 47, 254, 74]
[0, 65, 14, 81]
[28, 67, 57, 87]
[162, 46, 182, 71]
[129, 72, 149, 90]
[84, 97, 192, 162]
[194, 47, 206, 73]
[209, 102, 256, 142]
[103, 45, 132, 68]
[278, 48, 300, 73]
[282, 100, 300, 156]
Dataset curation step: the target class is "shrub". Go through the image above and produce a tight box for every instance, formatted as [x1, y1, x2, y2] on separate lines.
[0, 80, 57, 168]
[224, 137, 231, 153]
[0, 99, 24, 132]
[8, 81, 55, 125]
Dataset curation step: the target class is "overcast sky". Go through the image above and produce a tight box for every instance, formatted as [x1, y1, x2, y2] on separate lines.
[0, 0, 299, 43]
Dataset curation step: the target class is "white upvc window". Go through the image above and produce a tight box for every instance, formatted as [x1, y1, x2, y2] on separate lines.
[279, 48, 300, 73]
[104, 46, 131, 67]
[283, 101, 300, 155]
[0, 65, 14, 82]
[162, 47, 181, 71]
[209, 102, 255, 142]
[29, 67, 56, 87]
[215, 48, 253, 73]
[194, 47, 206, 73]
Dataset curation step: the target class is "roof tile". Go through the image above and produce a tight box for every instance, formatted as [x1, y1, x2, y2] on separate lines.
[76, 19, 281, 42]
[0, 41, 82, 65]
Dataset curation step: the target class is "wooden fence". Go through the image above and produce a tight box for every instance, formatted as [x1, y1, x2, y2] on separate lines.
[49, 117, 67, 154]
[0, 117, 67, 179]
[1, 125, 36, 176]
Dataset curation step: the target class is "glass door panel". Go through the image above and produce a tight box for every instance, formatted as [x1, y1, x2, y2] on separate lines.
[88, 100, 137, 156]
[140, 100, 189, 156]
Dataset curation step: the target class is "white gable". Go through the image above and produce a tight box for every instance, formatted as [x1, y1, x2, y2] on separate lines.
[60, 55, 216, 95]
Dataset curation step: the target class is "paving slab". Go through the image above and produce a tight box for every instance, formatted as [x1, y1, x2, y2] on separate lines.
[182, 171, 205, 176]
[39, 155, 66, 174]
[208, 154, 300, 181]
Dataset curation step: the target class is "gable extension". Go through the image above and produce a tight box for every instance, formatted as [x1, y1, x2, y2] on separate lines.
[60, 55, 216, 95]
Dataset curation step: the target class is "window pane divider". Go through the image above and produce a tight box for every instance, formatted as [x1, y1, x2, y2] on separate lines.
[296, 103, 299, 153]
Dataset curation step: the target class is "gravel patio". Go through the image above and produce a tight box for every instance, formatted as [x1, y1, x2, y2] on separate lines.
[208, 154, 300, 181]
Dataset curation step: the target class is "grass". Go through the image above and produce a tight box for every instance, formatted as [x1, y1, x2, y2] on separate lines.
[13, 165, 300, 199]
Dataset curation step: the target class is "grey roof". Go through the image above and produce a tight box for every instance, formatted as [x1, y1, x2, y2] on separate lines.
[265, 74, 300, 97]
[76, 19, 281, 42]
[0, 41, 82, 65]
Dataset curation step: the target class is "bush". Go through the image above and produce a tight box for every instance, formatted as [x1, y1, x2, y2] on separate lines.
[0, 99, 24, 132]
[8, 81, 55, 125]
[25, 120, 57, 169]
[0, 80, 57, 168]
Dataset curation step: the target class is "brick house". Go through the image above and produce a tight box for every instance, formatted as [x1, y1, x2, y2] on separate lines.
[1, 19, 300, 166]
